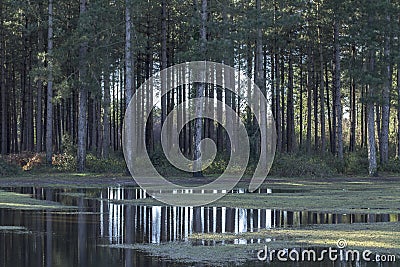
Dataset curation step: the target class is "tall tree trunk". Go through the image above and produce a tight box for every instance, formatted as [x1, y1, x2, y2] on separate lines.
[381, 17, 391, 164]
[275, 52, 282, 153]
[125, 0, 133, 108]
[367, 52, 377, 176]
[306, 49, 312, 154]
[256, 0, 267, 169]
[193, 0, 207, 177]
[77, 0, 88, 172]
[334, 19, 343, 160]
[397, 67, 400, 159]
[313, 58, 318, 151]
[318, 27, 326, 153]
[287, 52, 295, 152]
[161, 0, 167, 126]
[326, 63, 333, 153]
[36, 16, 44, 153]
[299, 58, 304, 148]
[103, 65, 110, 159]
[0, 0, 6, 155]
[46, 0, 53, 164]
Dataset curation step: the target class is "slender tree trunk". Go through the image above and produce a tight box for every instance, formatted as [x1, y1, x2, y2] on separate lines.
[161, 0, 167, 126]
[318, 28, 326, 153]
[299, 59, 304, 148]
[193, 0, 207, 177]
[280, 57, 285, 151]
[397, 67, 400, 159]
[287, 52, 295, 152]
[125, 0, 133, 108]
[367, 52, 377, 176]
[103, 65, 110, 159]
[0, 0, 7, 155]
[381, 18, 391, 164]
[326, 63, 333, 153]
[313, 58, 318, 151]
[256, 0, 267, 169]
[46, 0, 53, 164]
[77, 0, 88, 172]
[334, 19, 343, 160]
[275, 52, 282, 152]
[36, 17, 44, 153]
[306, 49, 312, 154]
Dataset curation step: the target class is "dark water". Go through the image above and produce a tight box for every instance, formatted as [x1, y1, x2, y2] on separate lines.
[0, 187, 398, 266]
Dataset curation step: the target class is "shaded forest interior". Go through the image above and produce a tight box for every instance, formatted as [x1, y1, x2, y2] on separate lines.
[1, 0, 400, 176]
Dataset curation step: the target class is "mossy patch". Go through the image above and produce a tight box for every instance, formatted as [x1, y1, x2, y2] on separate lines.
[190, 222, 400, 259]
[0, 190, 75, 210]
[104, 242, 254, 266]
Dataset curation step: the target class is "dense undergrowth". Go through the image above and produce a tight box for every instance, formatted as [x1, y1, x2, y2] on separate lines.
[1, 147, 400, 177]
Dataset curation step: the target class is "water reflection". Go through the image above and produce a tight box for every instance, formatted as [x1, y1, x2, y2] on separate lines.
[0, 186, 399, 267]
[98, 187, 400, 245]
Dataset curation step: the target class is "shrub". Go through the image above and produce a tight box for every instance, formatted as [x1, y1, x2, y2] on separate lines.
[343, 150, 369, 175]
[269, 153, 336, 177]
[0, 157, 21, 176]
[379, 158, 400, 173]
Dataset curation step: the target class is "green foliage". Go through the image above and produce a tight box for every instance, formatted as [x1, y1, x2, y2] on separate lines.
[379, 158, 400, 173]
[269, 153, 337, 178]
[85, 154, 126, 174]
[0, 158, 21, 176]
[342, 150, 369, 175]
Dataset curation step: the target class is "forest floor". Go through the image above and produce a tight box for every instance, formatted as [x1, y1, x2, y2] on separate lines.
[1, 172, 399, 264]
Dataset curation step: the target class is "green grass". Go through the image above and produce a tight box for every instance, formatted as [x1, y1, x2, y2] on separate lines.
[0, 190, 76, 210]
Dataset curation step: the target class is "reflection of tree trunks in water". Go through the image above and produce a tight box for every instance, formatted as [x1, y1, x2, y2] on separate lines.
[125, 190, 133, 267]
[78, 195, 87, 267]
[46, 189, 53, 267]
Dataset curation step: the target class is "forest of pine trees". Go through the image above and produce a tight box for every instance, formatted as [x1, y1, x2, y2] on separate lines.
[1, 0, 400, 176]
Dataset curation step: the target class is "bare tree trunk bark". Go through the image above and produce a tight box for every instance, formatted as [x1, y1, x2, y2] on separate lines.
[318, 26, 326, 153]
[46, 0, 53, 164]
[306, 49, 312, 154]
[36, 15, 44, 153]
[103, 65, 110, 159]
[397, 67, 400, 159]
[125, 0, 133, 108]
[161, 0, 167, 126]
[0, 0, 7, 155]
[256, 0, 267, 168]
[287, 52, 295, 152]
[275, 52, 282, 153]
[77, 0, 88, 172]
[381, 18, 391, 164]
[367, 52, 377, 176]
[193, 0, 207, 177]
[334, 19, 343, 160]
